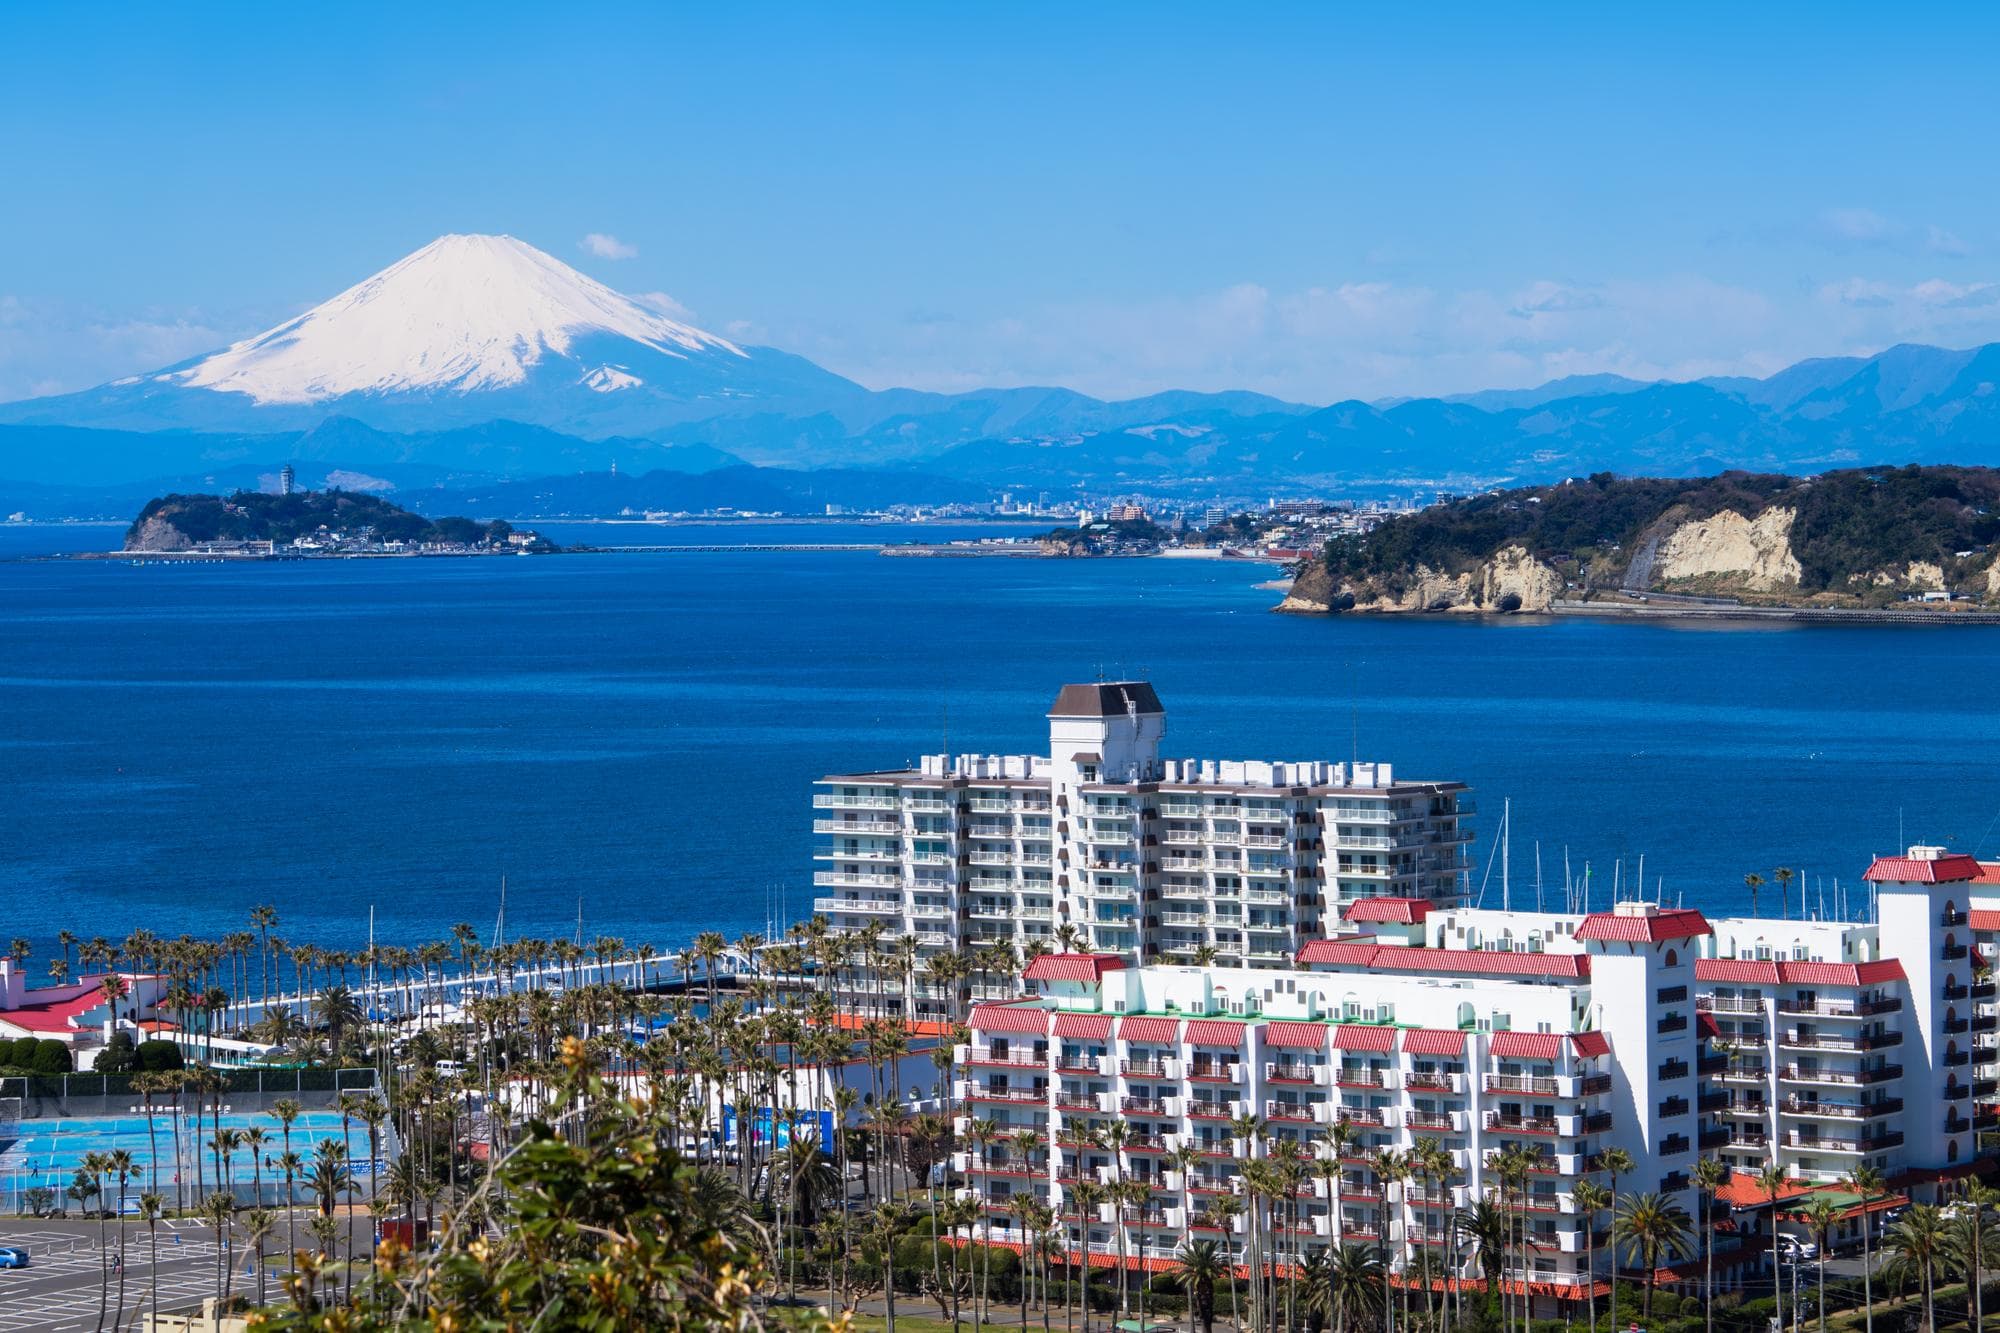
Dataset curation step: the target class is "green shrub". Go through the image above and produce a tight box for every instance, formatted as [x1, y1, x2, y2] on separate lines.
[135, 1038, 184, 1071]
[94, 1032, 137, 1073]
[30, 1039, 73, 1075]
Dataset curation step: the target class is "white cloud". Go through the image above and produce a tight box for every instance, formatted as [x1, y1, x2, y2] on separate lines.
[580, 232, 638, 260]
[0, 295, 233, 403]
[1927, 225, 1971, 258]
[1821, 208, 1898, 243]
[632, 290, 699, 323]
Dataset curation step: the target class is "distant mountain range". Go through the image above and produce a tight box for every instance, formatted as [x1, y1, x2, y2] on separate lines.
[3, 233, 1999, 511]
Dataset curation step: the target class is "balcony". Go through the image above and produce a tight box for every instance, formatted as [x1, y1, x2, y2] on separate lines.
[1404, 1071, 1463, 1093]
[1266, 1062, 1323, 1085]
[1187, 1063, 1242, 1084]
[1657, 1013, 1689, 1035]
[968, 1048, 1047, 1069]
[1779, 1031, 1902, 1052]
[1778, 1063, 1902, 1086]
[1406, 1109, 1460, 1132]
[815, 793, 899, 810]
[814, 817, 901, 835]
[1054, 1090, 1104, 1113]
[1122, 1058, 1175, 1079]
[1187, 1101, 1242, 1121]
[1335, 1068, 1392, 1089]
[814, 871, 902, 889]
[1697, 995, 1764, 1014]
[1263, 1101, 1319, 1124]
[1777, 997, 1904, 1018]
[1485, 1112, 1560, 1136]
[1780, 1131, 1868, 1153]
[1332, 1105, 1388, 1127]
[1780, 1097, 1903, 1120]
[1122, 1096, 1173, 1117]
[812, 894, 904, 914]
[965, 1085, 1048, 1106]
[1486, 1074, 1560, 1096]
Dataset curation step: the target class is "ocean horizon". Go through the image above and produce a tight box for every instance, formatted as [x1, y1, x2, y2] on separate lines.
[4, 520, 1997, 963]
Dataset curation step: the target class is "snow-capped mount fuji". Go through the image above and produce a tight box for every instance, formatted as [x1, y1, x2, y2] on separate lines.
[174, 233, 749, 403]
[3, 233, 869, 439]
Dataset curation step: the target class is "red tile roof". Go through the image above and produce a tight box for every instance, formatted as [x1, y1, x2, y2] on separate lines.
[1695, 959, 1907, 986]
[1569, 1031, 1611, 1058]
[1333, 1024, 1397, 1052]
[0, 989, 106, 1033]
[1119, 1017, 1180, 1044]
[1977, 862, 2000, 885]
[1263, 1021, 1329, 1050]
[1865, 853, 1982, 883]
[1185, 1019, 1248, 1046]
[1402, 1028, 1467, 1056]
[1052, 1013, 1113, 1039]
[1971, 909, 2000, 932]
[1489, 1031, 1565, 1060]
[1296, 940, 1591, 979]
[1024, 953, 1128, 982]
[970, 1003, 1050, 1034]
[1574, 909, 1711, 943]
[1343, 897, 1432, 924]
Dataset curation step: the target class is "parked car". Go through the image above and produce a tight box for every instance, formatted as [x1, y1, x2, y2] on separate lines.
[0, 1247, 29, 1269]
[1779, 1238, 1820, 1262]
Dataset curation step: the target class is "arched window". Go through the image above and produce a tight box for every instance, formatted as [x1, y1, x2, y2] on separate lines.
[1951, 1141, 1962, 1162]
[1456, 1001, 1476, 1029]
[1665, 949, 1679, 968]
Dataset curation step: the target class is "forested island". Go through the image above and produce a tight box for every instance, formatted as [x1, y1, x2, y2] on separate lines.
[123, 489, 557, 555]
[1282, 465, 2000, 616]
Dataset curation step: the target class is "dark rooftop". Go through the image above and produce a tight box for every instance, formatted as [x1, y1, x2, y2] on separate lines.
[1048, 681, 1165, 718]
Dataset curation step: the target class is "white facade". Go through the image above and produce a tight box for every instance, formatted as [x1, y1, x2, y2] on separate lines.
[814, 682, 1471, 1018]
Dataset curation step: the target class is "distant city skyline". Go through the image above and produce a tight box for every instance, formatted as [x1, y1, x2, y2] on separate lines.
[2, 3, 1998, 405]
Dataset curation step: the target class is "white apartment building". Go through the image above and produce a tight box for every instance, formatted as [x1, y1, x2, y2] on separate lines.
[813, 682, 1472, 1018]
[947, 847, 2000, 1311]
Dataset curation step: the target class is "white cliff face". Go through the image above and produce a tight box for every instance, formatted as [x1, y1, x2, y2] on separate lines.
[1655, 507, 1801, 590]
[1480, 544, 1563, 609]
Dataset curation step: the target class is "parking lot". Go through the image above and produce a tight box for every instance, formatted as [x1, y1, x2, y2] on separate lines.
[0, 1221, 235, 1332]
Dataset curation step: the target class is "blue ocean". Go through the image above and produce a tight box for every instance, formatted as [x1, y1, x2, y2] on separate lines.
[3, 520, 1998, 959]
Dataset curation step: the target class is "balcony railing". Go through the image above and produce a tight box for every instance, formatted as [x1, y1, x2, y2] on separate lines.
[1485, 1112, 1559, 1135]
[1486, 1074, 1560, 1096]
[1266, 1063, 1323, 1085]
[1780, 1031, 1902, 1051]
[1778, 1064, 1903, 1085]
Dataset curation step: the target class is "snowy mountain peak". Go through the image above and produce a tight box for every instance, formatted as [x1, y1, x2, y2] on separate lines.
[167, 233, 744, 405]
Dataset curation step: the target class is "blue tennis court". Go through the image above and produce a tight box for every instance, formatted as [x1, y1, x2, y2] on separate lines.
[1, 1109, 380, 1207]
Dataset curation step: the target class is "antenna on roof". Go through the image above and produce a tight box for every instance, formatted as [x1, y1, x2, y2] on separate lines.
[1535, 840, 1544, 914]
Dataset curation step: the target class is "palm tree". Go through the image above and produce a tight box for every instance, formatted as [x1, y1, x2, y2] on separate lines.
[1775, 866, 1796, 920]
[1757, 1164, 1792, 1333]
[138, 1193, 164, 1329]
[1572, 1178, 1613, 1333]
[1612, 1192, 1693, 1322]
[1800, 1196, 1840, 1333]
[1693, 1157, 1730, 1333]
[1316, 1244, 1385, 1333]
[1744, 871, 1765, 916]
[1887, 1204, 1949, 1333]
[245, 1207, 278, 1307]
[80, 1149, 111, 1330]
[1844, 1164, 1887, 1333]
[1952, 1182, 2000, 1333]
[106, 1147, 136, 1328]
[1175, 1238, 1227, 1333]
[1599, 1146, 1636, 1326]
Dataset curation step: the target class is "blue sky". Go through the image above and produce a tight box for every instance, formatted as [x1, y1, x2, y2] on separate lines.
[3, 2, 1998, 404]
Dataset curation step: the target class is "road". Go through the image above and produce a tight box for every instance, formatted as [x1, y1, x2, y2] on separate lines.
[0, 1212, 358, 1332]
